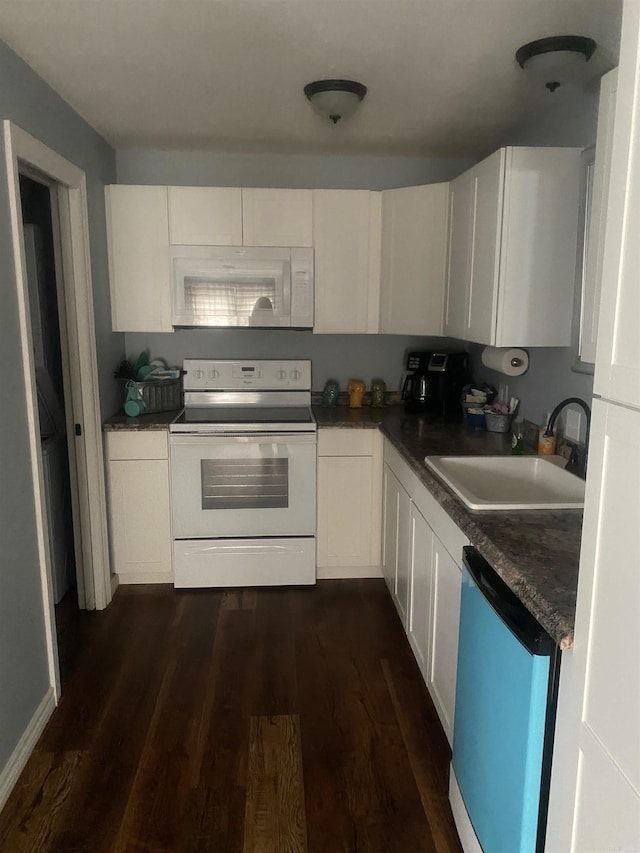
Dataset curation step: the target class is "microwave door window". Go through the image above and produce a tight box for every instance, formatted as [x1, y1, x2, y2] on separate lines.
[184, 275, 281, 326]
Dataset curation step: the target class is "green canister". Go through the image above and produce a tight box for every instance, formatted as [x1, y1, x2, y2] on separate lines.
[371, 379, 386, 408]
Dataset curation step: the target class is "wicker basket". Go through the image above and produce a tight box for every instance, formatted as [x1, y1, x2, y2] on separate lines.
[132, 379, 181, 414]
[484, 411, 513, 433]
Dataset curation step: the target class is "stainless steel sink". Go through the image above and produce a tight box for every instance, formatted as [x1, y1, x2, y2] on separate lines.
[424, 455, 585, 511]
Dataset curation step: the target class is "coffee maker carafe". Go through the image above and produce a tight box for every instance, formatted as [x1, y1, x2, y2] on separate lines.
[401, 351, 468, 417]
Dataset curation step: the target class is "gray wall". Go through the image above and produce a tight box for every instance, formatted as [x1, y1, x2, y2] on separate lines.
[0, 39, 117, 778]
[467, 344, 594, 429]
[116, 149, 473, 190]
[125, 331, 464, 396]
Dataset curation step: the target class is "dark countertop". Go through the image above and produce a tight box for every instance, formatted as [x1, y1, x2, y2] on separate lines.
[103, 409, 182, 430]
[102, 402, 581, 648]
[314, 405, 581, 650]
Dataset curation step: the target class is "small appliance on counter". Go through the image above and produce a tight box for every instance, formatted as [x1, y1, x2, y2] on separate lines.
[401, 351, 468, 417]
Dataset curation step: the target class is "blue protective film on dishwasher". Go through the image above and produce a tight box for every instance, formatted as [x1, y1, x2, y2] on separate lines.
[452, 566, 551, 853]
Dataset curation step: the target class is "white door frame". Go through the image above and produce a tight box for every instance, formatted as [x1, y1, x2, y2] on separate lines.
[4, 121, 112, 691]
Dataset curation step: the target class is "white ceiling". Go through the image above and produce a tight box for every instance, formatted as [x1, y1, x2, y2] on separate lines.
[0, 0, 623, 157]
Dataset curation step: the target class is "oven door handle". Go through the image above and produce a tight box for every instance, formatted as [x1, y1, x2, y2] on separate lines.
[169, 432, 317, 446]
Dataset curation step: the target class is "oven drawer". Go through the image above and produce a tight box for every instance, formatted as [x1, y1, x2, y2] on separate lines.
[173, 537, 316, 587]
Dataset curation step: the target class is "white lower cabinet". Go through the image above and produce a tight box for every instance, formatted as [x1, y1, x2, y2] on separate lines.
[407, 504, 434, 677]
[104, 430, 172, 585]
[382, 465, 412, 623]
[427, 535, 462, 741]
[383, 439, 468, 746]
[316, 429, 383, 578]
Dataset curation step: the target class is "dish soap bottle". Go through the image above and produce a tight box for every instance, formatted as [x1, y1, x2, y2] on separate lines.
[511, 420, 524, 455]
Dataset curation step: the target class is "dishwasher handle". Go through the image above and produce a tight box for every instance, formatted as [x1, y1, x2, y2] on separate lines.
[462, 546, 557, 656]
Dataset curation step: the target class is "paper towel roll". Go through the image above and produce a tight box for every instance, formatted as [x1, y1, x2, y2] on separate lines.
[480, 347, 529, 376]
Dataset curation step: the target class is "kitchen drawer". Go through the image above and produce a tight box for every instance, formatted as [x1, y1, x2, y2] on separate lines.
[317, 428, 377, 457]
[105, 430, 168, 461]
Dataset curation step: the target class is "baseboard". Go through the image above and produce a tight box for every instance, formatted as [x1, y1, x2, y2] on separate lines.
[0, 687, 56, 812]
[316, 565, 383, 580]
[116, 571, 173, 585]
[449, 767, 482, 853]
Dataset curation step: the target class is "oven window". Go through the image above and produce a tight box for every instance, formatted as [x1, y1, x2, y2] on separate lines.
[184, 277, 278, 318]
[201, 457, 288, 509]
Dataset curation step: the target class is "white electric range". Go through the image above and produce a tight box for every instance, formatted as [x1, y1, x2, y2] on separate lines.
[169, 359, 316, 588]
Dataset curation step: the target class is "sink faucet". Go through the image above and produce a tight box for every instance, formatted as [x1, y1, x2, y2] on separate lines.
[544, 397, 591, 479]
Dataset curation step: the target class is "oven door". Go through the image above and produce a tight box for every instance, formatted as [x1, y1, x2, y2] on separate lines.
[170, 432, 316, 538]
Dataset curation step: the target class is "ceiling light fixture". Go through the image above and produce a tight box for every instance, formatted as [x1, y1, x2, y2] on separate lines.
[516, 35, 597, 93]
[304, 79, 367, 124]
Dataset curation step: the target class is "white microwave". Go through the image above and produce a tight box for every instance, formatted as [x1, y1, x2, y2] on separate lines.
[171, 245, 314, 329]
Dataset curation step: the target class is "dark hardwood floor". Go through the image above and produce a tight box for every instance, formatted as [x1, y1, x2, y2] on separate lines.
[0, 580, 462, 853]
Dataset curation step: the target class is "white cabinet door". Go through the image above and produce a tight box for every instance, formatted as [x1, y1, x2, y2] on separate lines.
[105, 185, 172, 332]
[444, 172, 473, 340]
[581, 69, 618, 365]
[497, 147, 581, 347]
[105, 432, 172, 584]
[593, 14, 640, 406]
[312, 189, 381, 333]
[168, 186, 243, 245]
[466, 149, 503, 345]
[427, 533, 462, 745]
[382, 461, 411, 618]
[445, 148, 581, 347]
[382, 465, 400, 596]
[408, 503, 434, 681]
[570, 400, 640, 846]
[317, 454, 376, 568]
[242, 188, 313, 247]
[379, 183, 449, 335]
[317, 429, 382, 575]
[395, 483, 412, 628]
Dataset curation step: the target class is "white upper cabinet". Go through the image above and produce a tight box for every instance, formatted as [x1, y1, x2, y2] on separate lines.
[444, 171, 473, 339]
[466, 149, 504, 344]
[580, 69, 618, 366]
[241, 188, 313, 247]
[379, 183, 449, 335]
[105, 185, 172, 333]
[594, 23, 640, 407]
[446, 151, 503, 343]
[168, 186, 243, 245]
[446, 147, 581, 347]
[312, 190, 381, 334]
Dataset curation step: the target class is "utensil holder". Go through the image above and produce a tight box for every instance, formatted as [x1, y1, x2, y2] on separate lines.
[484, 411, 513, 433]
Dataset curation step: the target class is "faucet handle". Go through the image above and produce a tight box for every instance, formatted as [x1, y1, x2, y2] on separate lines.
[565, 444, 585, 478]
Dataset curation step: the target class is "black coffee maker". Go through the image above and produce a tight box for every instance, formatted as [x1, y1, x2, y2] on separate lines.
[401, 351, 468, 417]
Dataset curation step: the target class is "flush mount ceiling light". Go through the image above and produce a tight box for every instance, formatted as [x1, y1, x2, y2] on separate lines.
[516, 35, 597, 92]
[304, 79, 367, 124]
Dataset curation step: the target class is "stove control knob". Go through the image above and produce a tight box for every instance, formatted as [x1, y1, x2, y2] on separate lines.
[276, 369, 287, 381]
[194, 369, 204, 380]
[209, 369, 219, 380]
[290, 369, 301, 381]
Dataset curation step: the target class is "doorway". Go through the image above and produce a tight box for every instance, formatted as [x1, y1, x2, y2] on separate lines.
[19, 173, 81, 679]
[4, 120, 112, 703]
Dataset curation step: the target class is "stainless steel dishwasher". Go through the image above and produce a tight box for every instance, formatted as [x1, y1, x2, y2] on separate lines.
[450, 546, 562, 853]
